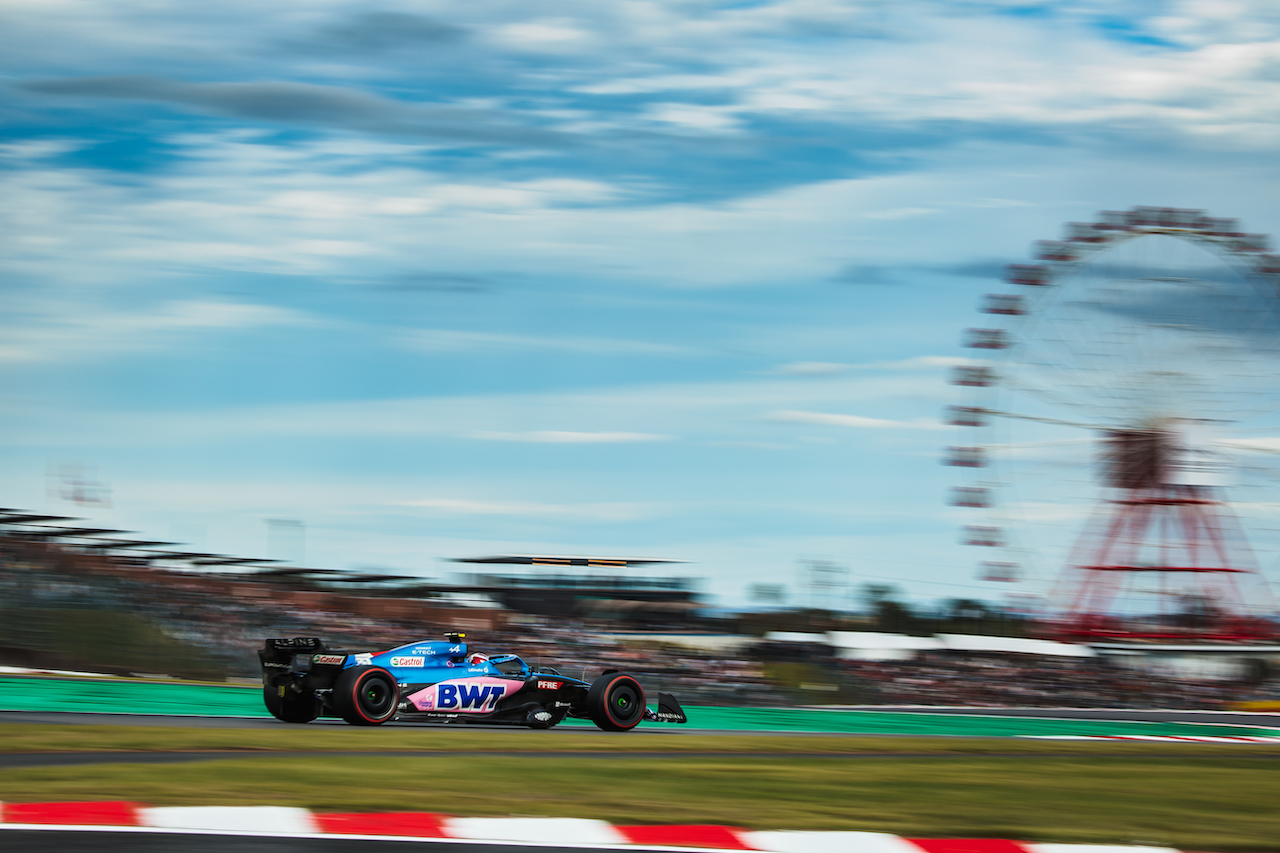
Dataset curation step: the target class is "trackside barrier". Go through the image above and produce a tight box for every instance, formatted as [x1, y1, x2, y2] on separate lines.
[0, 802, 1186, 852]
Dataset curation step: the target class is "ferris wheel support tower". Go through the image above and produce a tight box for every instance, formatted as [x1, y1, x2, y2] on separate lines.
[1052, 424, 1274, 641]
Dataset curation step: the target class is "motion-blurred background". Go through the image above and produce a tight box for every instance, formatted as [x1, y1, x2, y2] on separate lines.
[5, 2, 1280, 711]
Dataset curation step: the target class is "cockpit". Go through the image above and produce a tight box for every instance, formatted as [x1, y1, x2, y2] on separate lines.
[485, 654, 528, 677]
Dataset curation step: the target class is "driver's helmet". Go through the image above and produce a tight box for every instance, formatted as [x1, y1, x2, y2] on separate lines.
[466, 652, 489, 665]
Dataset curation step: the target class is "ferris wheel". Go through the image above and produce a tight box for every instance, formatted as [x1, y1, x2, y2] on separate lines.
[947, 207, 1280, 641]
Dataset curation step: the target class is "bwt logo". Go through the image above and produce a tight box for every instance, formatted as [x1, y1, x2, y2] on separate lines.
[437, 682, 506, 712]
[406, 677, 513, 713]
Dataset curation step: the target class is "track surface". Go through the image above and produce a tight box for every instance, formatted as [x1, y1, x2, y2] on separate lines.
[7, 748, 1280, 769]
[0, 828, 662, 853]
[7, 706, 1280, 770]
[5, 707, 1280, 730]
[866, 705, 1280, 727]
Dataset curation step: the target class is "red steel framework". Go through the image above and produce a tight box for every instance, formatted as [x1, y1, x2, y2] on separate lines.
[1050, 426, 1276, 641]
[1050, 484, 1275, 641]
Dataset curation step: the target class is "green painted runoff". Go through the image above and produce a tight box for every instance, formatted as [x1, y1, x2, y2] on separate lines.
[2, 674, 1278, 739]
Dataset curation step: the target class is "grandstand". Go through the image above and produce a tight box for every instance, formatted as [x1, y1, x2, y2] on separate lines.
[2, 508, 1276, 708]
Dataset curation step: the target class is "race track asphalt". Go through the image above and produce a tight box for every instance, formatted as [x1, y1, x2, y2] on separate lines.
[4, 706, 1280, 730]
[862, 705, 1280, 727]
[0, 828, 658, 853]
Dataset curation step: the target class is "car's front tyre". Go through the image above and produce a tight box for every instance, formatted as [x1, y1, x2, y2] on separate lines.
[586, 672, 646, 731]
[332, 666, 398, 726]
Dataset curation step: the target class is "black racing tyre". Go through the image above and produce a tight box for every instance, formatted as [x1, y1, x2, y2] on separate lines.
[586, 672, 646, 731]
[332, 666, 398, 726]
[263, 686, 319, 724]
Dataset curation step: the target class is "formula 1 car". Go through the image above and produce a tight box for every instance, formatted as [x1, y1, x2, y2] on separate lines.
[258, 633, 688, 731]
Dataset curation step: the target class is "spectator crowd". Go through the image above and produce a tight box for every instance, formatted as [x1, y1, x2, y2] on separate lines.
[2, 536, 1276, 710]
[837, 653, 1245, 709]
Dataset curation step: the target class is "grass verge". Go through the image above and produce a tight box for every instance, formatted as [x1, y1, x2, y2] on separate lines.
[5, 722, 1280, 755]
[0, 753, 1277, 850]
[1, 725, 1279, 848]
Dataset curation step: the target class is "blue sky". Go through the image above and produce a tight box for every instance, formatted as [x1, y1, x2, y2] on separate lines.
[4, 0, 1280, 609]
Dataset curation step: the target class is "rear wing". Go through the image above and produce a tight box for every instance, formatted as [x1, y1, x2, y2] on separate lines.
[259, 637, 327, 670]
[265, 637, 324, 651]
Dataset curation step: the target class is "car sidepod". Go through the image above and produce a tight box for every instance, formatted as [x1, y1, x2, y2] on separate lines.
[397, 671, 590, 727]
[404, 676, 518, 714]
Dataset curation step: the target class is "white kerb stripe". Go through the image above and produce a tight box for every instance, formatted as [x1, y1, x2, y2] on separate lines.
[1029, 840, 1177, 845]
[139, 806, 319, 834]
[444, 817, 628, 845]
[743, 830, 929, 853]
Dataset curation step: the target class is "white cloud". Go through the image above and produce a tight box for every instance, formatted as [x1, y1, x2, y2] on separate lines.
[1221, 437, 1280, 455]
[767, 355, 966, 375]
[393, 497, 651, 521]
[493, 21, 591, 52]
[398, 329, 690, 356]
[984, 437, 1095, 462]
[878, 356, 968, 370]
[572, 72, 749, 96]
[11, 1, 1280, 155]
[0, 299, 319, 363]
[1230, 500, 1280, 517]
[863, 207, 942, 220]
[768, 410, 946, 430]
[2, 365, 956, 450]
[471, 430, 670, 443]
[769, 361, 852, 376]
[1002, 501, 1095, 523]
[0, 139, 86, 160]
[644, 103, 743, 133]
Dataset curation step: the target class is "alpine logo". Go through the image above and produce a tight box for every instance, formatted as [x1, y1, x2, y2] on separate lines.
[271, 638, 320, 649]
[406, 677, 514, 713]
[389, 656, 425, 667]
[312, 654, 346, 665]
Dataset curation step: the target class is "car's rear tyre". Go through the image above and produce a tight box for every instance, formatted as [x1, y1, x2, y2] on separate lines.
[587, 672, 645, 731]
[263, 686, 319, 724]
[333, 666, 398, 726]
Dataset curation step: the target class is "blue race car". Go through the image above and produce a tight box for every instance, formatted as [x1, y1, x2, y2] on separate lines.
[259, 633, 687, 731]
